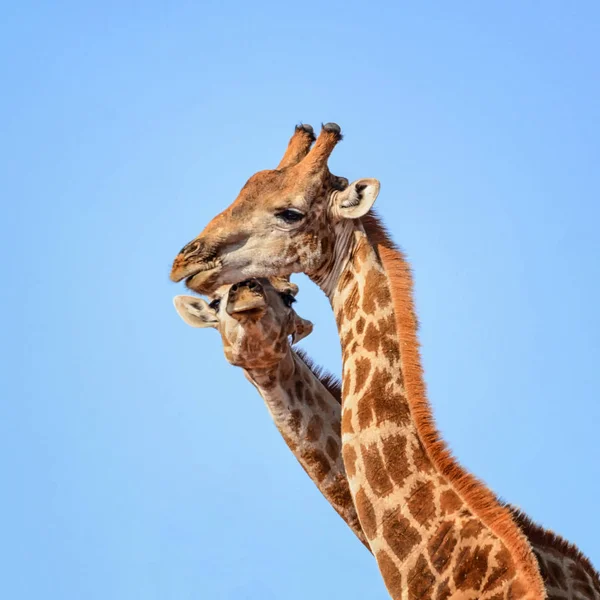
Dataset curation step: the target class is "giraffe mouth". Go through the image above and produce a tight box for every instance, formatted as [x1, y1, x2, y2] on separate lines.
[227, 295, 267, 318]
[183, 262, 221, 291]
[228, 305, 266, 319]
[226, 280, 267, 319]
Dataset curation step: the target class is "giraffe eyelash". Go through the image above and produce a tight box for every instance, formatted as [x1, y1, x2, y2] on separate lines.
[280, 293, 296, 307]
[276, 209, 305, 224]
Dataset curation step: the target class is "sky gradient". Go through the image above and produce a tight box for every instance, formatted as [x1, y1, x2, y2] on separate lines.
[2, 2, 599, 599]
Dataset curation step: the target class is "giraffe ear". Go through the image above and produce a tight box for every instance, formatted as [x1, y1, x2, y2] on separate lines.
[291, 315, 313, 344]
[332, 178, 380, 219]
[173, 295, 219, 329]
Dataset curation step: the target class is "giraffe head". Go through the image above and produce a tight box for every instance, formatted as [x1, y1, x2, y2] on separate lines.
[170, 123, 380, 294]
[173, 278, 313, 369]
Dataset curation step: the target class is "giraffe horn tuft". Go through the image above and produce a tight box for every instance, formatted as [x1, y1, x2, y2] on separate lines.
[277, 124, 316, 169]
[296, 122, 343, 174]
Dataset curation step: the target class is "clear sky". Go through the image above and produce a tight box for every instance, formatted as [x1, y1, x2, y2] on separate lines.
[2, 2, 599, 599]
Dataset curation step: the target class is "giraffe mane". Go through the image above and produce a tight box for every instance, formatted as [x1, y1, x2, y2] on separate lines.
[509, 506, 600, 590]
[361, 210, 547, 597]
[294, 348, 342, 405]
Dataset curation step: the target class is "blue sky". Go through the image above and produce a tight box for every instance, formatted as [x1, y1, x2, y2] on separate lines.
[2, 2, 599, 598]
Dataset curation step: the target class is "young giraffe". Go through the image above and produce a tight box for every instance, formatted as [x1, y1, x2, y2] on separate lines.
[173, 277, 369, 550]
[170, 124, 599, 599]
[174, 278, 600, 600]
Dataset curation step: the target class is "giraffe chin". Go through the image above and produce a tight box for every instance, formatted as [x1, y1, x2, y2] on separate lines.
[184, 265, 222, 294]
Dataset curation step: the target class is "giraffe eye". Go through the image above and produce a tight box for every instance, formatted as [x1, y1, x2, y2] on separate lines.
[209, 298, 221, 311]
[276, 209, 304, 224]
[280, 293, 296, 307]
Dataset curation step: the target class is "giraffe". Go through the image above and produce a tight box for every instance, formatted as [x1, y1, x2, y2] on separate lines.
[172, 277, 369, 549]
[174, 279, 600, 600]
[170, 124, 599, 599]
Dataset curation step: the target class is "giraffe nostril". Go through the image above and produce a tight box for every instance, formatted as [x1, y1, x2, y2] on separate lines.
[180, 240, 199, 256]
[231, 280, 263, 295]
[236, 279, 258, 290]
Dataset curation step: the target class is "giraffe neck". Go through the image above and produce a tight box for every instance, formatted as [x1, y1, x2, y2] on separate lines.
[310, 216, 546, 600]
[242, 349, 369, 549]
[242, 345, 600, 600]
[245, 346, 600, 599]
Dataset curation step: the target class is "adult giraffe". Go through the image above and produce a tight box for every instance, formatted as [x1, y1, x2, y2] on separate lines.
[174, 278, 600, 600]
[170, 124, 595, 598]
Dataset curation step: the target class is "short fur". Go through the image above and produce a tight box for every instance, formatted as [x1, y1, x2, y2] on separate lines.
[290, 308, 600, 595]
[361, 210, 547, 597]
[295, 349, 342, 406]
[510, 508, 600, 593]
[284, 216, 600, 596]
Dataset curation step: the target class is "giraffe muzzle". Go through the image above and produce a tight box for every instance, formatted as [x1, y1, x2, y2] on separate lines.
[170, 238, 222, 285]
[226, 279, 267, 318]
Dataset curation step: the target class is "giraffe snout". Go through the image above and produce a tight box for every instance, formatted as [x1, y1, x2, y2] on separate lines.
[170, 238, 219, 283]
[226, 279, 267, 319]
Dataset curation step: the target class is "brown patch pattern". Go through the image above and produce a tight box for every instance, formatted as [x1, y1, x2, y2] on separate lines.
[407, 480, 436, 528]
[342, 444, 358, 479]
[382, 511, 421, 562]
[376, 550, 402, 596]
[341, 406, 354, 435]
[482, 547, 513, 593]
[289, 409, 302, 435]
[453, 545, 491, 591]
[355, 486, 377, 540]
[428, 521, 458, 575]
[299, 448, 331, 483]
[363, 322, 380, 353]
[356, 315, 365, 335]
[325, 436, 339, 460]
[381, 433, 410, 488]
[435, 579, 451, 600]
[353, 356, 371, 397]
[306, 414, 323, 442]
[440, 490, 463, 516]
[361, 443, 394, 498]
[408, 554, 436, 599]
